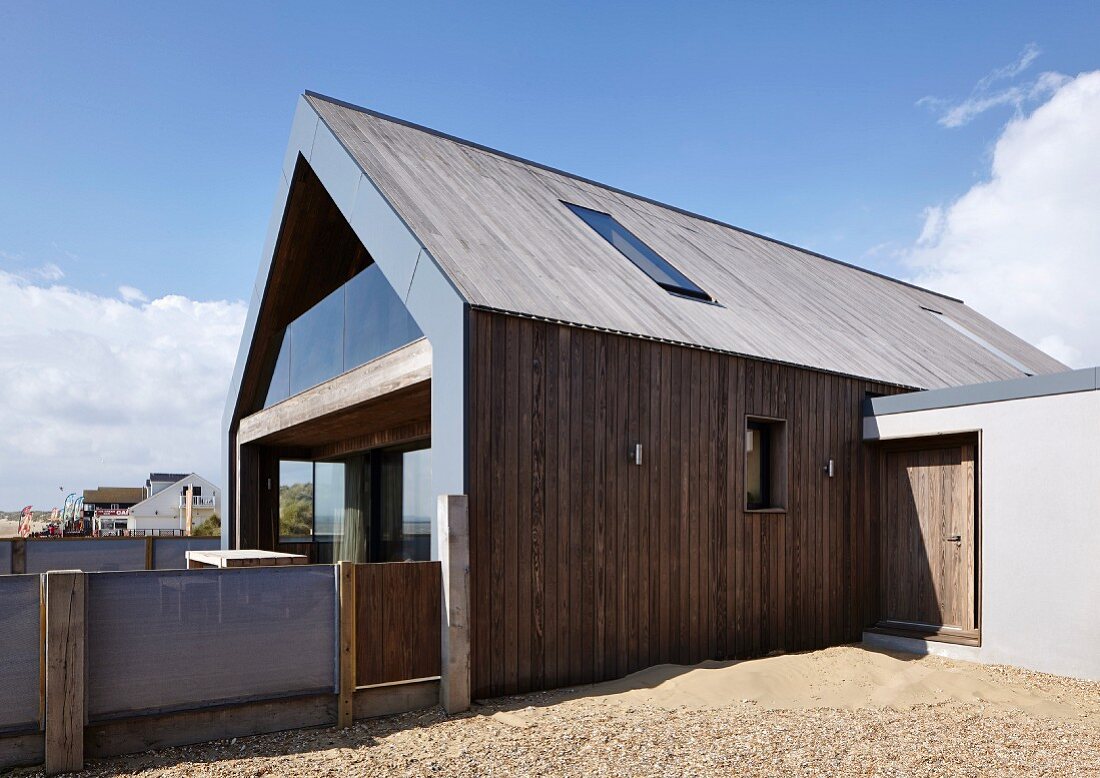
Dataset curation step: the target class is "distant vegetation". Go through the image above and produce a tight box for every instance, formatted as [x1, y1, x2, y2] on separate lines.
[0, 510, 52, 537]
[192, 512, 221, 537]
[279, 482, 313, 537]
[0, 510, 52, 523]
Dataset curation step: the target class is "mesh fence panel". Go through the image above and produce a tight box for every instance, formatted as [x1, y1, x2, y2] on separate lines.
[152, 538, 220, 570]
[0, 575, 41, 732]
[25, 539, 147, 573]
[86, 566, 337, 720]
[0, 541, 11, 574]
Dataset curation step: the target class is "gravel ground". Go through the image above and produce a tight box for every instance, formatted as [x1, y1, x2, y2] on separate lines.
[11, 649, 1098, 778]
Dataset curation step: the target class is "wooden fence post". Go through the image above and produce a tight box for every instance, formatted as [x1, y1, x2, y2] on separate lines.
[337, 561, 356, 727]
[439, 495, 470, 713]
[44, 570, 85, 775]
[145, 536, 154, 570]
[13, 538, 26, 574]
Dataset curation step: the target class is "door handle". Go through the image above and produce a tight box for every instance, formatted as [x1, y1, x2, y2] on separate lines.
[945, 535, 961, 542]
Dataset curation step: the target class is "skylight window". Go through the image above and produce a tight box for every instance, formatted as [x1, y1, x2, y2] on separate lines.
[922, 306, 1034, 375]
[564, 202, 711, 301]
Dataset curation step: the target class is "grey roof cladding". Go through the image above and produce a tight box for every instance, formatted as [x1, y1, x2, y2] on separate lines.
[866, 367, 1100, 416]
[304, 92, 1067, 390]
[148, 472, 189, 483]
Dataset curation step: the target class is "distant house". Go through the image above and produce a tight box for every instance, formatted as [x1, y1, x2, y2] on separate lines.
[83, 474, 221, 536]
[224, 93, 1066, 698]
[83, 486, 145, 534]
[146, 472, 190, 497]
[127, 473, 220, 535]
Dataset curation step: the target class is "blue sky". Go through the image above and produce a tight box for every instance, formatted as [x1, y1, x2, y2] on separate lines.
[2, 1, 1097, 301]
[3, 1, 1100, 508]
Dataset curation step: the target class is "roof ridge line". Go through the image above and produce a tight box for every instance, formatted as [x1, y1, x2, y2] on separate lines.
[303, 90, 964, 305]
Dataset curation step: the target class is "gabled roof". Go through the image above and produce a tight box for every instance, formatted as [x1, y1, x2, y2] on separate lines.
[305, 92, 1065, 390]
[83, 487, 144, 505]
[128, 473, 217, 515]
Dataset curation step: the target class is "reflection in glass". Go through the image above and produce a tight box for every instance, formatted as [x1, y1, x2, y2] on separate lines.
[345, 264, 423, 370]
[379, 448, 432, 562]
[289, 285, 345, 397]
[262, 263, 424, 409]
[265, 334, 291, 407]
[279, 460, 313, 539]
[280, 446, 431, 561]
[313, 462, 345, 539]
[401, 448, 432, 560]
[746, 422, 769, 510]
[334, 454, 368, 563]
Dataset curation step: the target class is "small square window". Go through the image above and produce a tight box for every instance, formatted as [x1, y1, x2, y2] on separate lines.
[746, 417, 787, 512]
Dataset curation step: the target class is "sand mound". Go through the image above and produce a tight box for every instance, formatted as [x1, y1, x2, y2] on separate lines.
[558, 645, 1091, 719]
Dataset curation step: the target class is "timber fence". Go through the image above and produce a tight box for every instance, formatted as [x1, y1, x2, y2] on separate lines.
[0, 536, 222, 575]
[0, 561, 442, 775]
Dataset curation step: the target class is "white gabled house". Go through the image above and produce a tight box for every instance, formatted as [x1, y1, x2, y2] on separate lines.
[126, 473, 220, 535]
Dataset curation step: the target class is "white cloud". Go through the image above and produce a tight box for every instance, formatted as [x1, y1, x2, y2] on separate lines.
[0, 250, 66, 282]
[918, 44, 1069, 128]
[905, 70, 1100, 367]
[33, 263, 65, 281]
[0, 270, 246, 509]
[118, 285, 148, 303]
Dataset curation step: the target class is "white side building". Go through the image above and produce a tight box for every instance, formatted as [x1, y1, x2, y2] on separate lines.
[864, 367, 1100, 681]
[127, 473, 221, 535]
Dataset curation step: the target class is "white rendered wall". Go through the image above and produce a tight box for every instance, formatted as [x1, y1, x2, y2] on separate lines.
[865, 391, 1100, 680]
[129, 475, 221, 533]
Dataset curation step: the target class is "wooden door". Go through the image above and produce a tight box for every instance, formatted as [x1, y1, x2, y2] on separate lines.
[880, 440, 976, 633]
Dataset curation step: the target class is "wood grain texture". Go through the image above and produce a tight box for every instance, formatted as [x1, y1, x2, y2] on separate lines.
[467, 310, 903, 698]
[85, 694, 335, 759]
[44, 571, 84, 776]
[0, 732, 43, 772]
[238, 338, 431, 446]
[880, 437, 977, 632]
[308, 93, 1064, 391]
[338, 562, 356, 727]
[354, 562, 441, 687]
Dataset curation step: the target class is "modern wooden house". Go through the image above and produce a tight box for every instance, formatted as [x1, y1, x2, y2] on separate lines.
[223, 92, 1064, 700]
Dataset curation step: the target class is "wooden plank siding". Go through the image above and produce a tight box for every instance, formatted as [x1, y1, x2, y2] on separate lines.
[353, 562, 441, 687]
[467, 309, 903, 698]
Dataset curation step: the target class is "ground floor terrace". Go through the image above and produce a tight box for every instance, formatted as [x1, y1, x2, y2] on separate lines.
[232, 335, 434, 565]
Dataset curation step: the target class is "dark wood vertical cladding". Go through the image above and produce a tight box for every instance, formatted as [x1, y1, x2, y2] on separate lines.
[354, 562, 442, 686]
[467, 310, 902, 698]
[235, 443, 260, 550]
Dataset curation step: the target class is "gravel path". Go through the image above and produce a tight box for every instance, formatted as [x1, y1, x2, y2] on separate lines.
[12, 649, 1098, 777]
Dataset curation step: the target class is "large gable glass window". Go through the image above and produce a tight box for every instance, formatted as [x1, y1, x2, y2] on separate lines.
[264, 263, 423, 408]
[564, 202, 711, 301]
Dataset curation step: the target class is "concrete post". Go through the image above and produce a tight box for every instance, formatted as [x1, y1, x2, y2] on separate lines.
[44, 570, 85, 775]
[438, 494, 470, 713]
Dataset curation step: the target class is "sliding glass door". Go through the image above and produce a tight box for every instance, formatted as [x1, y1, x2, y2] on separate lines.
[278, 443, 431, 563]
[376, 447, 432, 562]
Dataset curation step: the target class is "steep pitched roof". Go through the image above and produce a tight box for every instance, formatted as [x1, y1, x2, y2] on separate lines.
[305, 92, 1065, 390]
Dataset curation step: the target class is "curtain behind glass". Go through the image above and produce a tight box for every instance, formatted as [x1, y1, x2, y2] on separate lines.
[334, 455, 368, 563]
